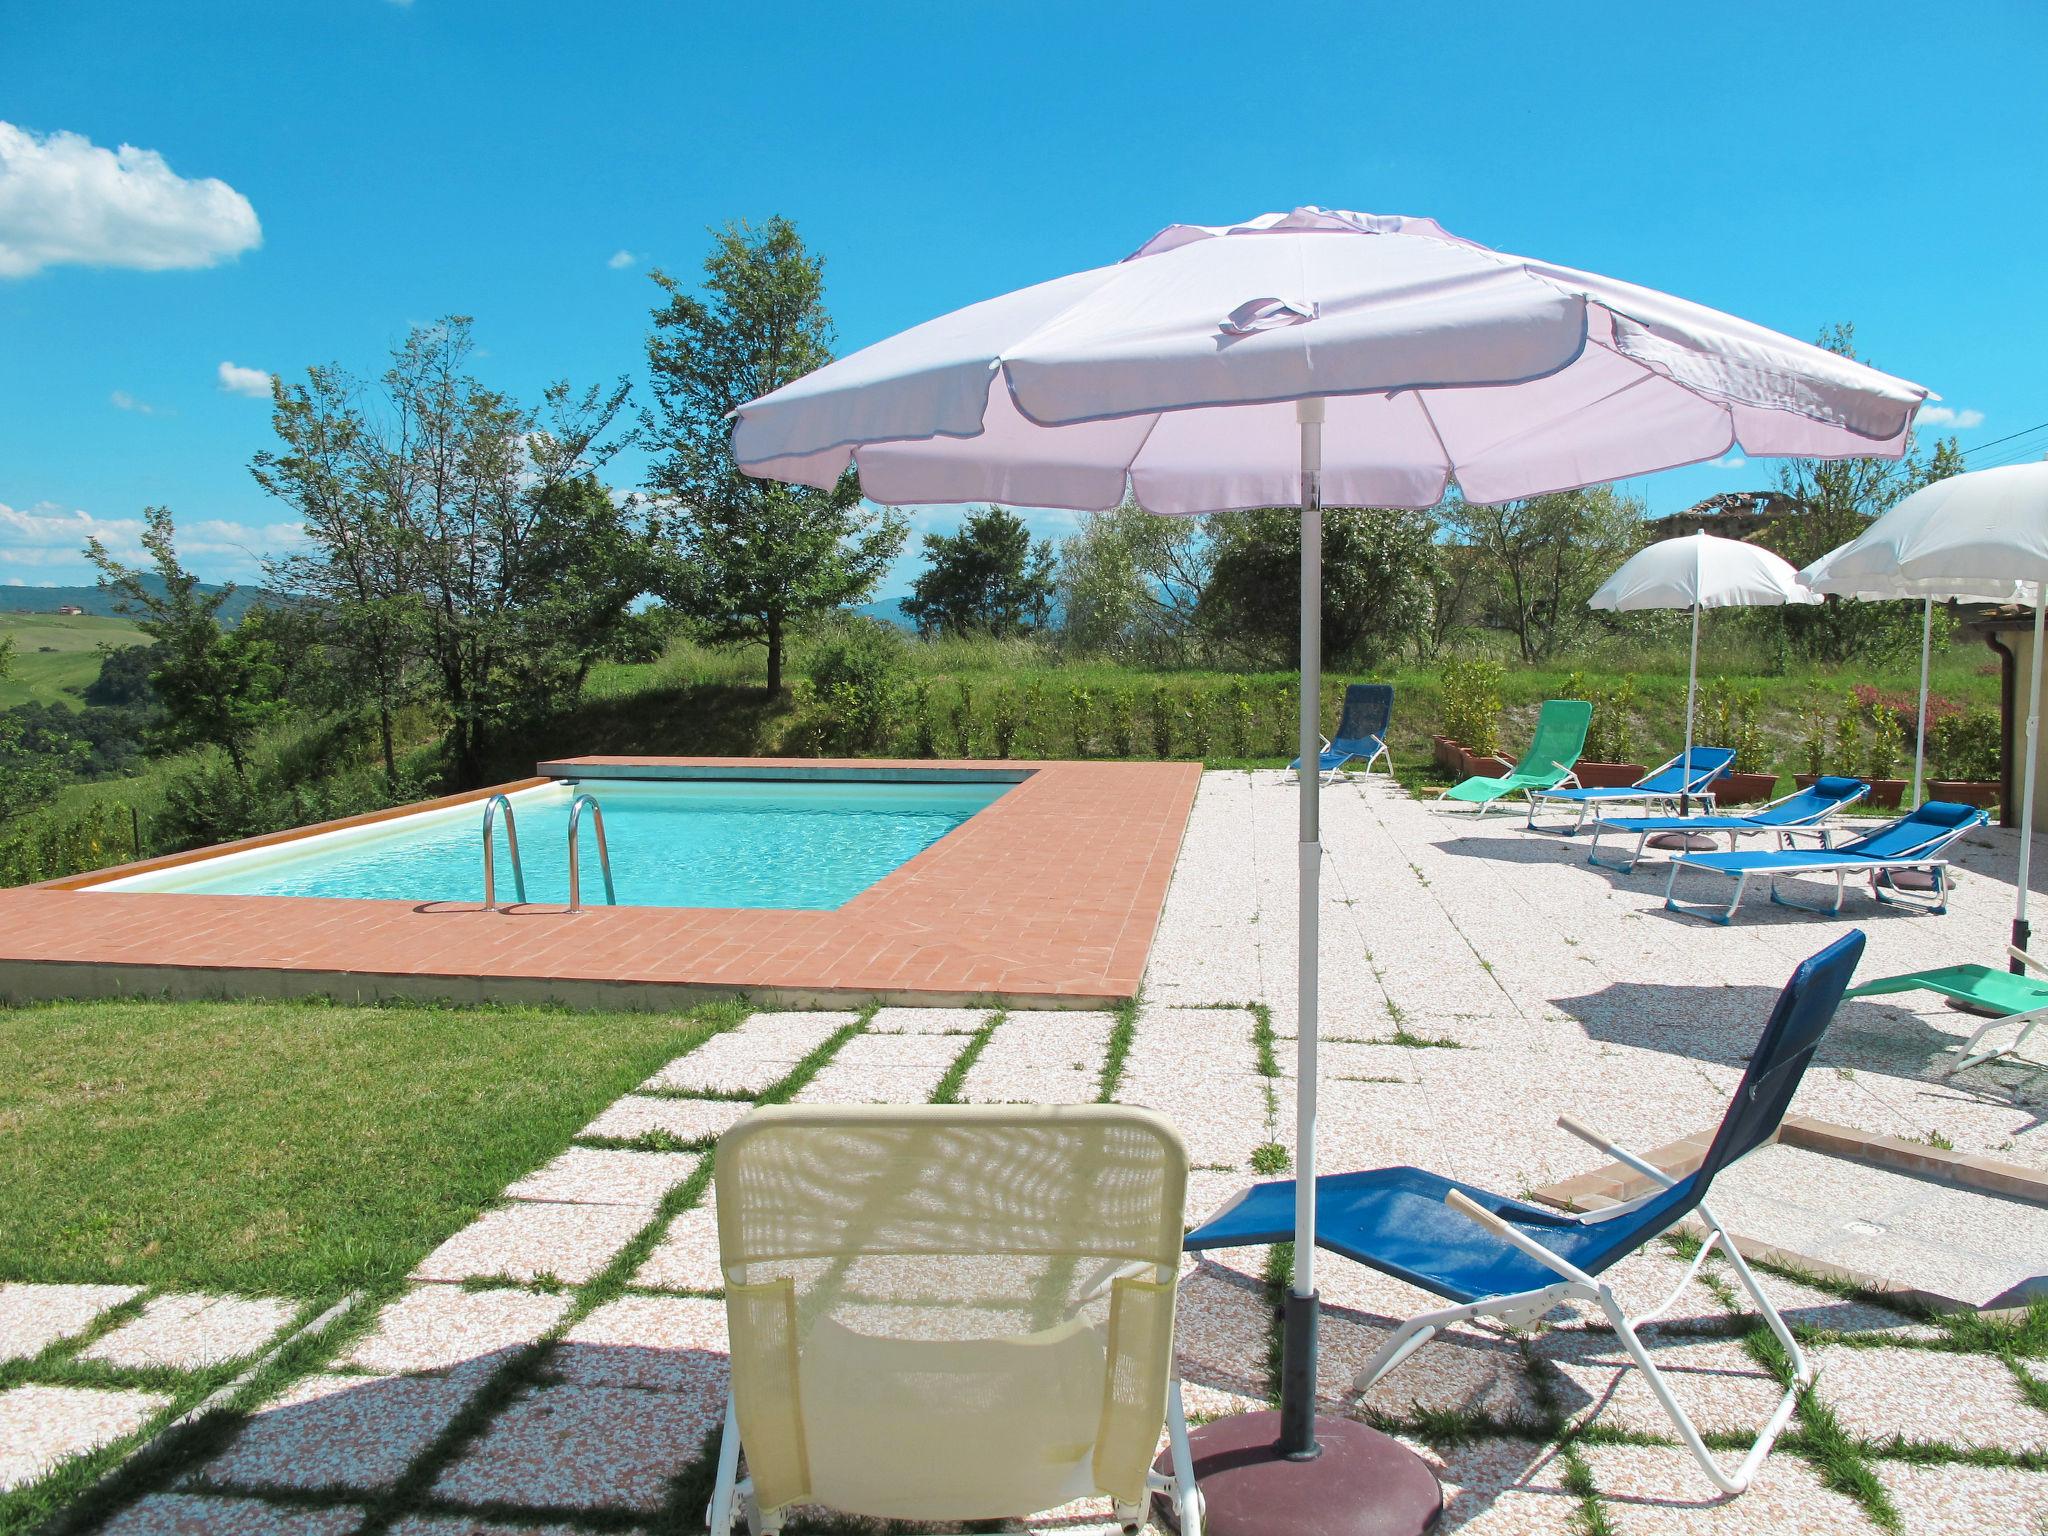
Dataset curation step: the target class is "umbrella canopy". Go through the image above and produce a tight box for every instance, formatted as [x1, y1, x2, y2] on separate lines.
[1799, 462, 2048, 952]
[731, 208, 1930, 1488]
[1589, 532, 1814, 808]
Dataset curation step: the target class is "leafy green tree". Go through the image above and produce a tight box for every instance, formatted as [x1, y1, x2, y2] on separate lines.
[0, 637, 86, 821]
[1760, 324, 1964, 665]
[641, 218, 906, 693]
[1055, 500, 1212, 662]
[1448, 485, 1646, 661]
[904, 506, 1055, 638]
[85, 507, 282, 780]
[1197, 506, 1437, 668]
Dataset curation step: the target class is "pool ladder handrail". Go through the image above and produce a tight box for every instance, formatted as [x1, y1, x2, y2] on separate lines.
[567, 792, 616, 912]
[481, 792, 527, 911]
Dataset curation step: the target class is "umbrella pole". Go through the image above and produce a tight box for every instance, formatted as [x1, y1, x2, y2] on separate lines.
[1283, 398, 1324, 1460]
[2015, 590, 2043, 969]
[1680, 603, 1701, 814]
[1913, 597, 1933, 809]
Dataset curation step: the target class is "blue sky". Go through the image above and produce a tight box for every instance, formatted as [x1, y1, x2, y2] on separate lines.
[2, 0, 2044, 592]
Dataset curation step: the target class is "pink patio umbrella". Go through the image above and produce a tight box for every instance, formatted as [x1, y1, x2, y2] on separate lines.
[730, 206, 1930, 1535]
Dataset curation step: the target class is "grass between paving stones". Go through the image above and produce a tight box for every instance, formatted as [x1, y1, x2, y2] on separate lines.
[1096, 995, 1140, 1102]
[928, 1009, 1003, 1104]
[0, 994, 748, 1297]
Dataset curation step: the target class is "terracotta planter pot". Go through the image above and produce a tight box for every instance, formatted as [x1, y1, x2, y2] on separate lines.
[1863, 778, 1906, 810]
[1572, 761, 1648, 789]
[1792, 773, 1820, 791]
[1930, 779, 2000, 809]
[1432, 736, 1462, 771]
[1461, 752, 1511, 778]
[1709, 772, 1780, 806]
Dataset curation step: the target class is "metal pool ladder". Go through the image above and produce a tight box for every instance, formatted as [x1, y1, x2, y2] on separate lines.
[481, 792, 527, 910]
[567, 793, 616, 912]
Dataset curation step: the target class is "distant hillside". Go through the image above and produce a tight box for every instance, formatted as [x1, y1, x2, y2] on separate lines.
[0, 578, 270, 622]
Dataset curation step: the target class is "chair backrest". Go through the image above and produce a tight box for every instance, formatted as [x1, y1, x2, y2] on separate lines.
[1512, 699, 1593, 777]
[1838, 800, 1988, 860]
[1635, 745, 1736, 794]
[1573, 932, 1864, 1275]
[716, 1104, 1188, 1521]
[1332, 683, 1393, 745]
[1750, 775, 1867, 827]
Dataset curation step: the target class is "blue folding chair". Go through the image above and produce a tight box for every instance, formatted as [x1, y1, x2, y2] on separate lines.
[1664, 801, 1987, 924]
[1291, 683, 1393, 783]
[1185, 932, 1866, 1496]
[1586, 776, 1868, 873]
[1524, 745, 1735, 833]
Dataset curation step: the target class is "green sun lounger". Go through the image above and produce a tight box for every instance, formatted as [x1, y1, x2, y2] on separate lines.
[1435, 699, 1592, 816]
[1845, 947, 2048, 1075]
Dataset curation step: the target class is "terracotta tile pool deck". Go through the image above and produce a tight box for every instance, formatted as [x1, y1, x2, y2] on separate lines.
[0, 757, 1201, 1009]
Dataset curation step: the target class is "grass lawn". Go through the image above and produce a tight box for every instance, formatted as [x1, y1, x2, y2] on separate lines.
[0, 612, 145, 710]
[0, 995, 742, 1298]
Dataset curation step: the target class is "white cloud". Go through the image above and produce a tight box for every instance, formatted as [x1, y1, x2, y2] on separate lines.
[607, 248, 637, 270]
[0, 121, 261, 278]
[109, 389, 166, 416]
[0, 498, 302, 583]
[217, 360, 273, 398]
[1917, 405, 1985, 429]
[1711, 453, 1747, 470]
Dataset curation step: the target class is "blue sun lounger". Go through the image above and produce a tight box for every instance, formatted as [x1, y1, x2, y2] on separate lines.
[1523, 745, 1735, 833]
[1585, 775, 1868, 873]
[1664, 800, 1987, 924]
[1291, 683, 1393, 783]
[1185, 933, 1865, 1496]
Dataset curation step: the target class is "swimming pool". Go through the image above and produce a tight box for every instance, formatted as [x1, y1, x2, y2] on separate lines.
[94, 776, 1014, 910]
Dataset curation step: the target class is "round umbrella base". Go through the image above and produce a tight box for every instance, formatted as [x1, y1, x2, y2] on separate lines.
[1153, 1410, 1442, 1536]
[1881, 868, 1940, 893]
[1647, 831, 1718, 851]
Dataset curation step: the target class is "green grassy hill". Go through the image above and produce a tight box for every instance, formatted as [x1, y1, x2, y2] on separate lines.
[0, 612, 146, 710]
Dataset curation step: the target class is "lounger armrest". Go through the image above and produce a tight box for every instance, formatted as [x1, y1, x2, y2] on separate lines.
[2010, 945, 2048, 978]
[1556, 1115, 1682, 1190]
[1443, 1190, 1593, 1285]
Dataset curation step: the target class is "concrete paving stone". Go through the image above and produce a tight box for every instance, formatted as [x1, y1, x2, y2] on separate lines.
[556, 1295, 728, 1395]
[411, 1203, 650, 1286]
[631, 1204, 723, 1293]
[1172, 1267, 1273, 1413]
[0, 1281, 141, 1363]
[1809, 1344, 2048, 1451]
[343, 1286, 571, 1377]
[99, 1494, 364, 1535]
[198, 1371, 478, 1493]
[865, 1006, 989, 1033]
[823, 1030, 969, 1067]
[1582, 1440, 1884, 1531]
[81, 1293, 296, 1371]
[0, 1383, 169, 1492]
[1722, 1270, 1941, 1342]
[1320, 1301, 1547, 1428]
[578, 1094, 751, 1145]
[1543, 1244, 1736, 1334]
[1535, 1329, 1790, 1439]
[502, 1147, 700, 1209]
[960, 1063, 1100, 1105]
[1873, 1458, 2048, 1536]
[791, 1059, 951, 1104]
[431, 1383, 720, 1513]
[731, 1009, 861, 1042]
[1405, 1436, 1581, 1535]
[387, 1519, 640, 1536]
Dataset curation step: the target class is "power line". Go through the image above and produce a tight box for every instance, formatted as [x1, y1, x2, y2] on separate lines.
[1958, 418, 2048, 459]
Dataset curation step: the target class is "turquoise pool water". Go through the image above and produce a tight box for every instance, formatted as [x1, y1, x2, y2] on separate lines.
[103, 778, 1012, 910]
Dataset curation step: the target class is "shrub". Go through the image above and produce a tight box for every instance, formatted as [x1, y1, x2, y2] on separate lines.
[988, 685, 1022, 758]
[805, 618, 907, 754]
[1863, 699, 1906, 781]
[1224, 677, 1254, 758]
[1180, 687, 1213, 759]
[1569, 672, 1639, 764]
[1439, 658, 1503, 757]
[1932, 707, 2001, 782]
[1852, 682, 1959, 748]
[1066, 687, 1092, 757]
[1701, 679, 1768, 776]
[907, 679, 937, 758]
[1148, 685, 1175, 758]
[1799, 688, 1830, 777]
[952, 680, 976, 757]
[1104, 687, 1136, 757]
[0, 802, 133, 888]
[1831, 693, 1864, 778]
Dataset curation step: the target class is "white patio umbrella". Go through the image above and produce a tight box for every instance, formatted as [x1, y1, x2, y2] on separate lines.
[1798, 461, 2048, 958]
[729, 207, 1928, 1532]
[1589, 532, 1816, 811]
[1800, 540, 2026, 808]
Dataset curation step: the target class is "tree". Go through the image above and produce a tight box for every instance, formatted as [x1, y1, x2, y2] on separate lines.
[256, 318, 668, 788]
[1055, 500, 1212, 663]
[641, 218, 906, 693]
[903, 507, 1055, 638]
[0, 638, 85, 822]
[1759, 323, 1963, 665]
[1197, 506, 1437, 668]
[1448, 485, 1646, 661]
[85, 507, 281, 779]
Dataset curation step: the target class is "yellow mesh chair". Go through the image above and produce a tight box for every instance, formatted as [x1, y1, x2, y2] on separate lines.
[709, 1104, 1203, 1536]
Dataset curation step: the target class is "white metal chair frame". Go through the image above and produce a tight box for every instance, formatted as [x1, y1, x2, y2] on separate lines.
[1431, 761, 1583, 819]
[1353, 1115, 1810, 1497]
[1949, 945, 2048, 1078]
[1293, 732, 1392, 784]
[1663, 824, 1970, 925]
[1523, 750, 1725, 836]
[1585, 786, 1850, 874]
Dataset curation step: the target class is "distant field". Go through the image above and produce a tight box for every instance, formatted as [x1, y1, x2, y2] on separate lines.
[0, 612, 145, 709]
